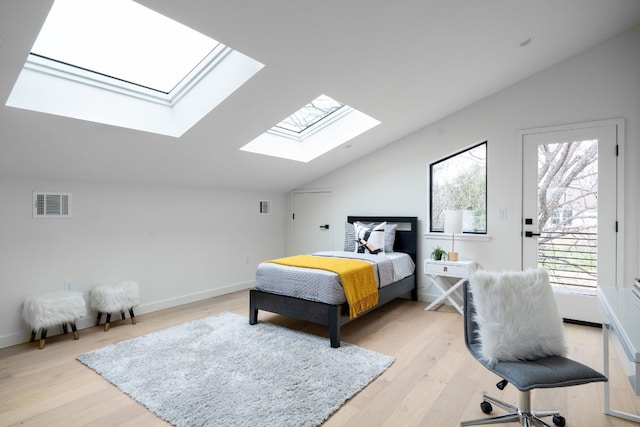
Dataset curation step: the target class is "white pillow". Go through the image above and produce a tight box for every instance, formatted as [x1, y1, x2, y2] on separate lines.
[354, 221, 386, 254]
[469, 268, 567, 365]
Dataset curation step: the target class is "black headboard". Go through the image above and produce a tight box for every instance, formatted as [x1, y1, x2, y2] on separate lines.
[347, 216, 418, 264]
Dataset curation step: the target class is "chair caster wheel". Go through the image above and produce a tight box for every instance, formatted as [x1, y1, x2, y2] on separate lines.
[552, 415, 566, 427]
[480, 401, 493, 414]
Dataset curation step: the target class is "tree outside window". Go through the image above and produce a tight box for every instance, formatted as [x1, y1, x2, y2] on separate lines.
[536, 139, 598, 288]
[430, 142, 487, 233]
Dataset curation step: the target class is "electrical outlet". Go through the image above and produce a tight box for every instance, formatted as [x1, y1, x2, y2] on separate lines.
[64, 280, 73, 290]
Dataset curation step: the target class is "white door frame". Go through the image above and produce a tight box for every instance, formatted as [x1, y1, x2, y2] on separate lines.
[516, 118, 625, 288]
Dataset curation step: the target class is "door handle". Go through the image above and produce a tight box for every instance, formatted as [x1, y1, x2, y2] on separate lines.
[319, 224, 330, 230]
[525, 231, 541, 238]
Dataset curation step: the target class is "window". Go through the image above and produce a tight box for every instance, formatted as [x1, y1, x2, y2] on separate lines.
[430, 141, 487, 233]
[240, 94, 380, 162]
[6, 0, 264, 137]
[274, 95, 345, 134]
[29, 0, 220, 95]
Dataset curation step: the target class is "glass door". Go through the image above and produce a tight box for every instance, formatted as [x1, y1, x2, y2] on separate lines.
[521, 122, 619, 322]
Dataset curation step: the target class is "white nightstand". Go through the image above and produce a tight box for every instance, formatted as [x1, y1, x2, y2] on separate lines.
[424, 259, 478, 314]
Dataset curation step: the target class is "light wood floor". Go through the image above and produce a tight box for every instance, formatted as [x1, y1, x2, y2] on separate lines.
[1, 290, 639, 426]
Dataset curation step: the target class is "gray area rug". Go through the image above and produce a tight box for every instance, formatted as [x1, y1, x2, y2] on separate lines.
[77, 312, 394, 427]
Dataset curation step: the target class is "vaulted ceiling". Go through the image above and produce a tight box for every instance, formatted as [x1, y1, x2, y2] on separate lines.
[1, 0, 639, 191]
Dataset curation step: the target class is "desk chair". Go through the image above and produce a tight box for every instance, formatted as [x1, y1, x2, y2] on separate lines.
[461, 270, 607, 427]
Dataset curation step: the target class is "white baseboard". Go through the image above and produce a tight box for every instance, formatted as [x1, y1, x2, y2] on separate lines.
[0, 331, 32, 349]
[553, 288, 602, 324]
[418, 286, 602, 323]
[417, 288, 447, 304]
[0, 280, 255, 349]
[136, 281, 254, 315]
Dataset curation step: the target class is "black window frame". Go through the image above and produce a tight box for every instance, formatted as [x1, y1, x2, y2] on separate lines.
[429, 141, 488, 234]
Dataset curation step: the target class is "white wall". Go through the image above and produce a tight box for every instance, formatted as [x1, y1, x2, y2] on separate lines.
[0, 178, 286, 347]
[294, 26, 640, 301]
[3, 27, 638, 348]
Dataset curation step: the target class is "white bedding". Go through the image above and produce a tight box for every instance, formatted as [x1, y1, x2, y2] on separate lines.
[254, 251, 415, 305]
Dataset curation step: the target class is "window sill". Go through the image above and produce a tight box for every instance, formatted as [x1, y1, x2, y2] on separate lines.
[552, 286, 596, 296]
[423, 232, 492, 242]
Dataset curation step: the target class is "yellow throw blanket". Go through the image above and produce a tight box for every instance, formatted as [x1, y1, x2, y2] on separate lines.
[265, 255, 378, 319]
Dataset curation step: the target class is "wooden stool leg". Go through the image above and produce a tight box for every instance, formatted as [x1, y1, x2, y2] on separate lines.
[120, 311, 126, 320]
[71, 322, 79, 340]
[95, 312, 102, 327]
[30, 329, 37, 342]
[38, 328, 47, 349]
[104, 313, 111, 331]
[62, 323, 69, 334]
[129, 308, 137, 325]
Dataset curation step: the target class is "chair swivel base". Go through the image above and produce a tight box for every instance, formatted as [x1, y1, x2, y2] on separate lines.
[460, 391, 566, 427]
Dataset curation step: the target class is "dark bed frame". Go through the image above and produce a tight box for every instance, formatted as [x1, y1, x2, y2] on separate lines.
[249, 216, 418, 347]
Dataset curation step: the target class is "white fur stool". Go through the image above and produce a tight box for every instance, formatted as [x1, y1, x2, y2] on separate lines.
[23, 291, 87, 349]
[90, 281, 139, 331]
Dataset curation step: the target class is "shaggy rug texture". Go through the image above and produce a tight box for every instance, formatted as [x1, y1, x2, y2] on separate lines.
[77, 312, 394, 427]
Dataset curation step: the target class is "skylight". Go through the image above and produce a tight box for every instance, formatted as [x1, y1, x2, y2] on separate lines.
[30, 0, 219, 94]
[6, 0, 264, 137]
[240, 95, 380, 162]
[274, 95, 345, 134]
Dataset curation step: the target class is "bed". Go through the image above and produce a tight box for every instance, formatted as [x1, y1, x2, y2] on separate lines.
[249, 216, 418, 347]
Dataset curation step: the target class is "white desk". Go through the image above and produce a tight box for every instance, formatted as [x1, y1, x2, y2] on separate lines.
[424, 260, 477, 315]
[598, 286, 640, 423]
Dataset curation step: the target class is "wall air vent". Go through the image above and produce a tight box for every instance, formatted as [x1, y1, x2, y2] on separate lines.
[33, 191, 72, 218]
[259, 200, 271, 215]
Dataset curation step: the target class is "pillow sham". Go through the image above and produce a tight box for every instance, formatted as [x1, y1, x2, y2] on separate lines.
[354, 221, 386, 254]
[344, 222, 357, 252]
[384, 223, 397, 252]
[469, 268, 567, 366]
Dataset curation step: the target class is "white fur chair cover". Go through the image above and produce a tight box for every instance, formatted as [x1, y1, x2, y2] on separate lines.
[90, 281, 139, 313]
[23, 291, 87, 330]
[469, 268, 567, 365]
